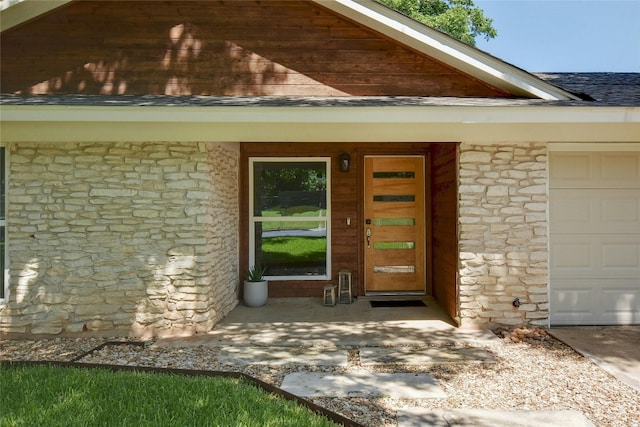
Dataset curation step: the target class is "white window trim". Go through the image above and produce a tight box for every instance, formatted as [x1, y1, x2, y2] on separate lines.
[249, 157, 331, 281]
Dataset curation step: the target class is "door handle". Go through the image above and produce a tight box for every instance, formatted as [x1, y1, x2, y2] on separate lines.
[366, 228, 371, 248]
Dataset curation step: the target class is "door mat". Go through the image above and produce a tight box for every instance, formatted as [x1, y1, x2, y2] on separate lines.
[370, 300, 426, 308]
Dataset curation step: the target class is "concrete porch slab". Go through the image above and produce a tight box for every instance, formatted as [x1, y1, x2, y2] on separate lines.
[280, 371, 447, 399]
[217, 346, 348, 366]
[156, 298, 500, 348]
[359, 346, 496, 365]
[397, 408, 595, 427]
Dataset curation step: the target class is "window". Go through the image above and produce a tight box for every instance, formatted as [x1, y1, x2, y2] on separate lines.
[0, 146, 6, 300]
[249, 158, 330, 280]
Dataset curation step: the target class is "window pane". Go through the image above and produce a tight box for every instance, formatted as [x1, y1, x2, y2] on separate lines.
[373, 195, 415, 202]
[373, 218, 415, 226]
[373, 171, 415, 179]
[373, 266, 416, 273]
[254, 223, 327, 277]
[251, 159, 330, 279]
[253, 162, 327, 217]
[373, 241, 415, 250]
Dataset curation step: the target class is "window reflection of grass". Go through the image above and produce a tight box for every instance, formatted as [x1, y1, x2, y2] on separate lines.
[262, 236, 326, 265]
[262, 206, 327, 231]
[262, 206, 326, 217]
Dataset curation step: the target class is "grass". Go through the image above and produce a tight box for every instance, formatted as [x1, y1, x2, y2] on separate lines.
[262, 236, 326, 266]
[0, 365, 338, 427]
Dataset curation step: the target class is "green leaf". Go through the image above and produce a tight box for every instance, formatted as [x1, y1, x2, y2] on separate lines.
[377, 0, 497, 46]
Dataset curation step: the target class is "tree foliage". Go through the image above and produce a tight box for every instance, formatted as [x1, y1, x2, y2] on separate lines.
[377, 0, 497, 45]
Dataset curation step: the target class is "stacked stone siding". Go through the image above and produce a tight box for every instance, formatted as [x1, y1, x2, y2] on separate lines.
[458, 143, 549, 328]
[0, 141, 239, 338]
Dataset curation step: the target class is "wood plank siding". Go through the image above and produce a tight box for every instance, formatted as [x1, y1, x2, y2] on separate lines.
[430, 143, 459, 320]
[1, 0, 509, 97]
[241, 142, 456, 305]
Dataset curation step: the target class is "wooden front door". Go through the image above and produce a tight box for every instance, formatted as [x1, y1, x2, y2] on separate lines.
[364, 156, 426, 293]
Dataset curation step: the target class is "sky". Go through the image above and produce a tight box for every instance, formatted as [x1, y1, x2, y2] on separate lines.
[473, 0, 640, 72]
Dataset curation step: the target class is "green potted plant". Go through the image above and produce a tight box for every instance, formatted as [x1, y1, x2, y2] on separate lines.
[243, 264, 268, 307]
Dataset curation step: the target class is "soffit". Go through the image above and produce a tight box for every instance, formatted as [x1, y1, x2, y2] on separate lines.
[0, 0, 71, 31]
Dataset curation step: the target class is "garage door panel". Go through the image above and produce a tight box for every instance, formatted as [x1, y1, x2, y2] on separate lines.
[602, 241, 640, 270]
[550, 150, 640, 326]
[551, 278, 640, 325]
[550, 192, 591, 226]
[600, 154, 640, 183]
[551, 239, 593, 272]
[552, 285, 593, 314]
[552, 234, 640, 277]
[549, 153, 592, 183]
[550, 189, 640, 233]
[603, 289, 639, 322]
[551, 152, 640, 188]
[601, 192, 640, 224]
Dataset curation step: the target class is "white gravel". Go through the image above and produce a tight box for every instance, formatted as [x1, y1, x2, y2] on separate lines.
[1, 328, 639, 427]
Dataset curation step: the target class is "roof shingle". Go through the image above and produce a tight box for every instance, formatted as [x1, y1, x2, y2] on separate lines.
[536, 73, 640, 106]
[1, 73, 638, 108]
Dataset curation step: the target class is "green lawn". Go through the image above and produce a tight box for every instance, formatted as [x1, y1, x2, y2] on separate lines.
[0, 365, 338, 427]
[262, 236, 326, 266]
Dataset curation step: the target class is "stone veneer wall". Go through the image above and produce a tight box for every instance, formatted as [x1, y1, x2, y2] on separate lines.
[0, 142, 239, 338]
[458, 142, 549, 328]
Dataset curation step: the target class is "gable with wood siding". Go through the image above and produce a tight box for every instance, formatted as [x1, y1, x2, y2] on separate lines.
[1, 0, 508, 97]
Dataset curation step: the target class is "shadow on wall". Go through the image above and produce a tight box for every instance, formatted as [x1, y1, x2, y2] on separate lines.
[15, 21, 345, 97]
[1, 240, 236, 338]
[0, 142, 240, 338]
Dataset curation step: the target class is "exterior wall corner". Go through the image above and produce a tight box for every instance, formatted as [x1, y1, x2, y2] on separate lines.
[1, 141, 240, 338]
[457, 142, 549, 328]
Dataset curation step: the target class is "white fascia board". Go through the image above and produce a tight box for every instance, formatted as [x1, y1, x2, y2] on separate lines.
[1, 104, 637, 124]
[313, 0, 580, 101]
[1, 105, 638, 144]
[0, 0, 72, 32]
[5, 121, 638, 144]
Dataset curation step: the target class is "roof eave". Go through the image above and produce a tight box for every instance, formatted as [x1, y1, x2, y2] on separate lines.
[0, 0, 71, 32]
[313, 0, 581, 101]
[2, 103, 638, 144]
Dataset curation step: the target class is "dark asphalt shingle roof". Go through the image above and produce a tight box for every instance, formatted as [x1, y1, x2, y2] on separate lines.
[0, 94, 559, 107]
[1, 73, 638, 107]
[535, 73, 640, 106]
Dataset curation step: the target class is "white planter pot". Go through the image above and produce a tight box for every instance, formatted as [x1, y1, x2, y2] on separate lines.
[243, 280, 268, 307]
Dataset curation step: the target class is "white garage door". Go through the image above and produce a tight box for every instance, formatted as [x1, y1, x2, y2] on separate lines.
[550, 150, 640, 325]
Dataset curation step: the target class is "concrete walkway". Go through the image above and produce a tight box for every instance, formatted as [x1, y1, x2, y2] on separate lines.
[281, 372, 447, 399]
[549, 326, 640, 391]
[396, 409, 595, 427]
